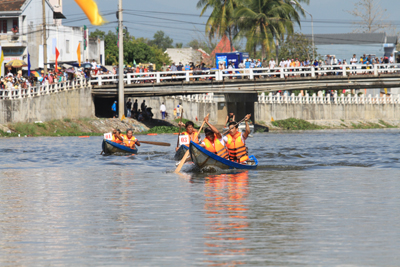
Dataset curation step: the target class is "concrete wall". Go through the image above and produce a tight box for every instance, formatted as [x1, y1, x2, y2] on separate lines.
[0, 87, 95, 124]
[132, 96, 218, 124]
[255, 102, 400, 122]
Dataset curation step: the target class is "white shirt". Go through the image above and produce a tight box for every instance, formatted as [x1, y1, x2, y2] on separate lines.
[279, 60, 285, 68]
[389, 56, 394, 63]
[222, 132, 246, 145]
[269, 60, 276, 69]
[160, 104, 166, 112]
[91, 61, 97, 69]
[350, 57, 357, 65]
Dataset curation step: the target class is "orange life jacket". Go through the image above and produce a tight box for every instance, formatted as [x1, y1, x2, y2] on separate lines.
[181, 131, 199, 147]
[122, 134, 136, 149]
[226, 132, 249, 163]
[204, 135, 228, 159]
[112, 134, 123, 144]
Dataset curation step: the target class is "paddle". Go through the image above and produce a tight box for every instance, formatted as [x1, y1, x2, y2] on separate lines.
[222, 117, 247, 135]
[176, 109, 184, 149]
[139, 140, 170, 147]
[174, 113, 209, 174]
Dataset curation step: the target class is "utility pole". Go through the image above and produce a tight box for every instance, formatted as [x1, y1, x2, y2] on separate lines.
[118, 0, 124, 119]
[42, 0, 47, 75]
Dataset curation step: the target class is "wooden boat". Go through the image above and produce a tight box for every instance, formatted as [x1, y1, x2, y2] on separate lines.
[174, 145, 189, 161]
[189, 141, 258, 170]
[102, 139, 138, 155]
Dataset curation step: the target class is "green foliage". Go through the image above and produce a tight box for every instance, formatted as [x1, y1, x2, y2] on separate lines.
[63, 118, 71, 122]
[378, 120, 397, 128]
[277, 32, 319, 61]
[272, 118, 323, 130]
[36, 123, 47, 129]
[174, 118, 199, 128]
[14, 123, 37, 135]
[144, 126, 180, 134]
[89, 29, 106, 40]
[148, 31, 174, 51]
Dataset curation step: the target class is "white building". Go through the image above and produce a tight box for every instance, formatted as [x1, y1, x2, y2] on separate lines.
[0, 0, 104, 76]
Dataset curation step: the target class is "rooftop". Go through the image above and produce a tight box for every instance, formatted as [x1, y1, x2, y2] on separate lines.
[0, 0, 25, 12]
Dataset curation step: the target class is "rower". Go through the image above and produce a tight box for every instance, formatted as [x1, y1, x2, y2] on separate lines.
[225, 112, 235, 126]
[111, 129, 123, 144]
[175, 121, 200, 151]
[122, 129, 141, 149]
[200, 117, 228, 159]
[223, 114, 251, 164]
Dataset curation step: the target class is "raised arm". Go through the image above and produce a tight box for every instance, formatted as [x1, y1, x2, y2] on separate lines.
[243, 114, 251, 139]
[205, 116, 222, 139]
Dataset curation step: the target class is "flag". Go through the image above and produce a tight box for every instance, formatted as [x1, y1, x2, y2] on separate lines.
[121, 114, 125, 121]
[28, 52, 31, 77]
[133, 60, 137, 66]
[84, 25, 87, 50]
[55, 47, 60, 73]
[0, 47, 4, 67]
[77, 43, 81, 67]
[74, 0, 107, 26]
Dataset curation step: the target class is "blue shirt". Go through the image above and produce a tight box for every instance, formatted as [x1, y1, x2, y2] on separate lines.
[245, 61, 250, 68]
[112, 103, 117, 112]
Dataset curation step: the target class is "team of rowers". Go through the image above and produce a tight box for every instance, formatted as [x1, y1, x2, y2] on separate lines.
[109, 114, 251, 164]
[177, 114, 252, 164]
[111, 128, 140, 149]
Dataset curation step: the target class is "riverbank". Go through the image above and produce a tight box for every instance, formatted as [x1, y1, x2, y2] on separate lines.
[0, 118, 150, 138]
[259, 118, 400, 131]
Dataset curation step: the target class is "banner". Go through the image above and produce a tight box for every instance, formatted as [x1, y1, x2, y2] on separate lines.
[74, 0, 106, 26]
[28, 52, 31, 77]
[77, 43, 81, 67]
[55, 47, 60, 73]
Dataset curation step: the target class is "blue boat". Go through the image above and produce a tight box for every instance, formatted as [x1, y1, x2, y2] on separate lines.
[189, 141, 258, 170]
[102, 139, 138, 155]
[174, 145, 189, 161]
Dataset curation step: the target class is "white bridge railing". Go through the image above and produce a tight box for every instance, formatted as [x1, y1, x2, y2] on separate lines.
[171, 93, 214, 103]
[0, 78, 88, 100]
[258, 92, 400, 105]
[90, 63, 400, 86]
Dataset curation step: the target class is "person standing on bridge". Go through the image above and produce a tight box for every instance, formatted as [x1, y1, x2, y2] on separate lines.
[112, 101, 117, 118]
[160, 102, 166, 120]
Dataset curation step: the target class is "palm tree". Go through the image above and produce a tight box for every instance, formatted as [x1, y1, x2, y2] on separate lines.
[235, 0, 301, 60]
[197, 0, 240, 52]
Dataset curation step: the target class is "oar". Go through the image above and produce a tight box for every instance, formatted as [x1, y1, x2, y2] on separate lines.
[222, 117, 247, 135]
[174, 113, 209, 174]
[176, 109, 184, 149]
[139, 141, 171, 146]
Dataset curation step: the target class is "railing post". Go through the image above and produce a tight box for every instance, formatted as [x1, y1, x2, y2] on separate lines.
[98, 75, 102, 86]
[342, 66, 347, 77]
[249, 69, 254, 80]
[374, 64, 378, 76]
[127, 74, 132, 85]
[156, 73, 161, 83]
[280, 68, 284, 78]
[311, 66, 315, 77]
[46, 81, 50, 94]
[186, 71, 190, 82]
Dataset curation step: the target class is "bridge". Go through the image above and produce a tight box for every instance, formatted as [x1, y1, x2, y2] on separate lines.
[90, 64, 400, 97]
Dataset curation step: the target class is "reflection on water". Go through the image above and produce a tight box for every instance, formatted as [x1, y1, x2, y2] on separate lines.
[203, 172, 249, 266]
[0, 130, 400, 265]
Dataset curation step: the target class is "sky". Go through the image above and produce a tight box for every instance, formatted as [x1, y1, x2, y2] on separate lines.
[62, 0, 400, 45]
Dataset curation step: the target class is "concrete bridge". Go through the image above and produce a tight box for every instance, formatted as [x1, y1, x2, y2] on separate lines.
[91, 64, 400, 97]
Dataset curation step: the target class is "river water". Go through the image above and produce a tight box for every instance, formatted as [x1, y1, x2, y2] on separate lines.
[0, 130, 399, 266]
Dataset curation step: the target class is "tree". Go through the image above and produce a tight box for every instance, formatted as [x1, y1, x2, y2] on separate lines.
[90, 29, 106, 40]
[148, 31, 174, 51]
[175, 43, 183, 48]
[197, 0, 239, 52]
[346, 0, 397, 33]
[235, 0, 301, 60]
[276, 32, 319, 61]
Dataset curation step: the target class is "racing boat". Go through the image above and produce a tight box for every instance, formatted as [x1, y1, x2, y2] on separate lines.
[174, 145, 189, 161]
[189, 141, 258, 170]
[102, 139, 138, 155]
